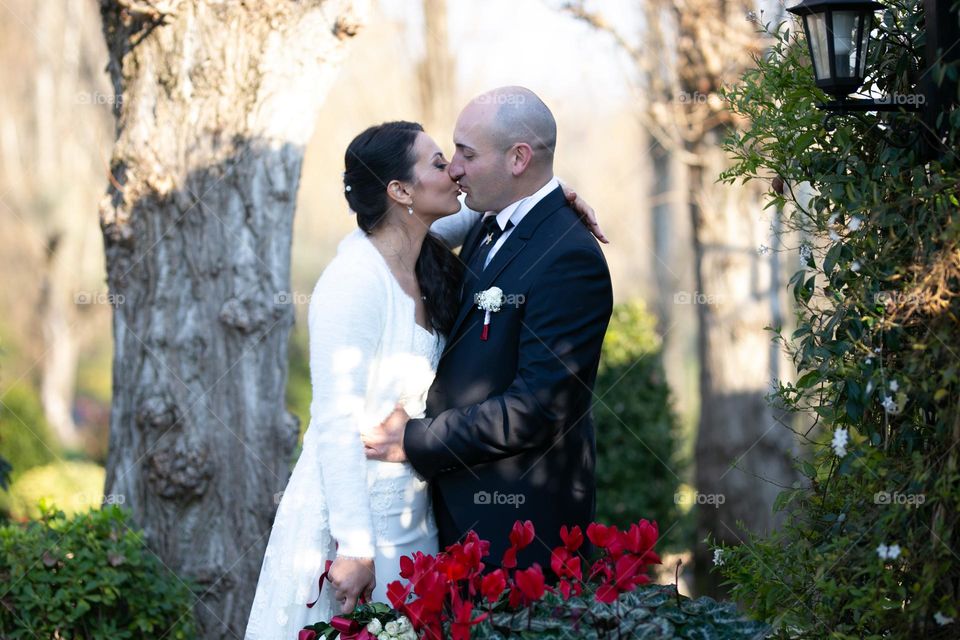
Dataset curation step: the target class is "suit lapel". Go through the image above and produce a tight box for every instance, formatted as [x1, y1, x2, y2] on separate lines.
[445, 186, 567, 345]
[458, 216, 488, 268]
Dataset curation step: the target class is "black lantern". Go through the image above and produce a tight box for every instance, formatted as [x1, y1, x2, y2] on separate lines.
[789, 0, 958, 157]
[786, 0, 922, 115]
[788, 0, 882, 99]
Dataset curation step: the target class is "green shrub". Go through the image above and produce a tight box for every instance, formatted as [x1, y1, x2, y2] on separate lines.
[6, 461, 106, 520]
[712, 1, 960, 636]
[0, 383, 60, 480]
[0, 503, 197, 638]
[595, 301, 685, 550]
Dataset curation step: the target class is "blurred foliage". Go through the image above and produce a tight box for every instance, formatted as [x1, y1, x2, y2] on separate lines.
[594, 301, 686, 551]
[6, 461, 106, 521]
[75, 338, 113, 404]
[0, 455, 10, 492]
[713, 1, 960, 636]
[286, 321, 311, 451]
[0, 503, 196, 638]
[0, 383, 60, 482]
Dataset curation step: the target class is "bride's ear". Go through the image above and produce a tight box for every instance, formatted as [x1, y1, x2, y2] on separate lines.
[385, 179, 413, 207]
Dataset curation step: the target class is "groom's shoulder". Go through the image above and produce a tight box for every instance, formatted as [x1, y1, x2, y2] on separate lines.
[535, 204, 608, 262]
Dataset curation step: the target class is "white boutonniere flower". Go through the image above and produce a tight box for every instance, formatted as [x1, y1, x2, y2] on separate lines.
[474, 286, 505, 341]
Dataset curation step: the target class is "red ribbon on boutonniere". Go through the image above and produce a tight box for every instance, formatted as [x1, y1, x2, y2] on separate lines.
[474, 286, 505, 341]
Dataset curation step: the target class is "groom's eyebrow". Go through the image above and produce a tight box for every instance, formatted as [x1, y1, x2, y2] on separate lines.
[455, 143, 475, 152]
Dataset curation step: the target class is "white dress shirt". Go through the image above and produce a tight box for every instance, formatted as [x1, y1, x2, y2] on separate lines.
[481, 176, 560, 268]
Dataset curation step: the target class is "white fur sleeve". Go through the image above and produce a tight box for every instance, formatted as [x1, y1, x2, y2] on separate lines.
[429, 197, 482, 248]
[306, 258, 385, 558]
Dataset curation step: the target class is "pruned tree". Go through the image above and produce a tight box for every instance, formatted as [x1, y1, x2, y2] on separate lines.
[97, 1, 367, 635]
[566, 0, 797, 595]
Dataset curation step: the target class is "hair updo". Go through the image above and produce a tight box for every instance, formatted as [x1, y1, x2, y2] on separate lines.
[343, 121, 463, 336]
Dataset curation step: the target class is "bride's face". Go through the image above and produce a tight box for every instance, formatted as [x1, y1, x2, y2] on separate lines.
[407, 132, 462, 219]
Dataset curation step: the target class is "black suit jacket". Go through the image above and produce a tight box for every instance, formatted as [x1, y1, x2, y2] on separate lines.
[403, 185, 614, 572]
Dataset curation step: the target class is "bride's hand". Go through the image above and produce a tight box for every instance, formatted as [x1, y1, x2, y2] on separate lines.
[561, 181, 609, 244]
[328, 556, 375, 614]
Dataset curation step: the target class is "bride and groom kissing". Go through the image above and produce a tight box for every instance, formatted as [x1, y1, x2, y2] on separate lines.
[245, 86, 614, 638]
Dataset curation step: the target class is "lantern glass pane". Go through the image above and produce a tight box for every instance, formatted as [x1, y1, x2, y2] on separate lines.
[857, 19, 871, 77]
[832, 11, 861, 78]
[805, 12, 831, 81]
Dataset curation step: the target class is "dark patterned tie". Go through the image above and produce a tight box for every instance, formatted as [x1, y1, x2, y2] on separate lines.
[467, 216, 514, 277]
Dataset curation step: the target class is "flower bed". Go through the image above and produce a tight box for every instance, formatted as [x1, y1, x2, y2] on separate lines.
[300, 519, 767, 639]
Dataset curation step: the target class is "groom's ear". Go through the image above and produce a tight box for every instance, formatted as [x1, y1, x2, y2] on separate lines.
[385, 179, 413, 206]
[508, 142, 534, 176]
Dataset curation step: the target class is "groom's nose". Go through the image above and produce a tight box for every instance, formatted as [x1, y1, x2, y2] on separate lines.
[448, 157, 465, 181]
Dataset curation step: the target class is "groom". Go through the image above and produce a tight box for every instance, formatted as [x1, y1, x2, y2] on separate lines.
[365, 86, 613, 574]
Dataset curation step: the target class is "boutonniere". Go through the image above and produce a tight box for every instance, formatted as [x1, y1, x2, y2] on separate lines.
[474, 286, 505, 341]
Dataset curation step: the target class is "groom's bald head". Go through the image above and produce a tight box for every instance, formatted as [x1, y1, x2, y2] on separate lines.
[450, 87, 557, 212]
[483, 86, 557, 164]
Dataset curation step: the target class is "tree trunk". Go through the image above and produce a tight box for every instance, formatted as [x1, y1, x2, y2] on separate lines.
[98, 1, 366, 636]
[566, 0, 798, 596]
[417, 0, 455, 134]
[39, 233, 82, 449]
[689, 132, 795, 596]
[669, 0, 797, 596]
[0, 0, 112, 450]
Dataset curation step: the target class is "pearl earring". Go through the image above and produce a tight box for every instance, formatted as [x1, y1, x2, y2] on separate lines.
[407, 206, 414, 216]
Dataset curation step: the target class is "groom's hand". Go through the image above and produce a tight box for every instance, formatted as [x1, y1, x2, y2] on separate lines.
[362, 405, 410, 462]
[328, 556, 375, 614]
[561, 181, 609, 244]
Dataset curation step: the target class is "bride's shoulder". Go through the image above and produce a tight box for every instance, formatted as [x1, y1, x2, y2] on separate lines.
[310, 230, 387, 297]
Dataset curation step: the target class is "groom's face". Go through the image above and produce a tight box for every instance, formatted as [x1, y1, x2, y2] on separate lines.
[449, 103, 511, 213]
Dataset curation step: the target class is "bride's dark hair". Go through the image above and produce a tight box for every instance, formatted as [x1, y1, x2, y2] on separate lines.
[343, 121, 463, 336]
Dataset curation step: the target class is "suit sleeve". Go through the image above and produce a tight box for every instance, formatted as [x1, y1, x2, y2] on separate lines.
[429, 198, 482, 249]
[403, 246, 613, 480]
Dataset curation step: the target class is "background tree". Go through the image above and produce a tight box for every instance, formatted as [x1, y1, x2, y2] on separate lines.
[715, 0, 960, 633]
[567, 0, 798, 594]
[0, 0, 113, 451]
[417, 0, 456, 135]
[97, 1, 366, 635]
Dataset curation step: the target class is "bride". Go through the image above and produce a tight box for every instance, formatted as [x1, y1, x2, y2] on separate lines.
[244, 121, 601, 638]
